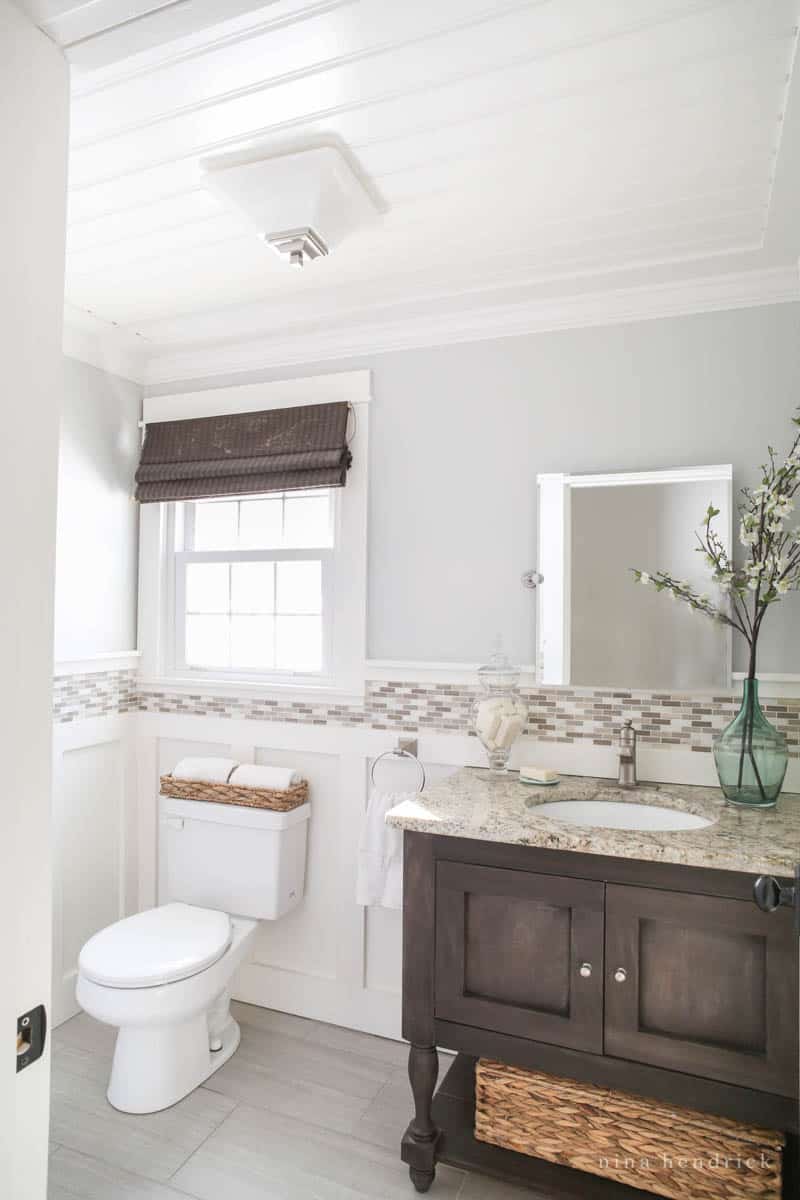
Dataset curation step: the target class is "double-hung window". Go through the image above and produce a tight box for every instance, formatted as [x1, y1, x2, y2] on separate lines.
[172, 489, 335, 681]
[137, 372, 369, 694]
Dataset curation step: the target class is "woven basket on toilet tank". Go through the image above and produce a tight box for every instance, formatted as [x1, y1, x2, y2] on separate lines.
[159, 774, 308, 812]
[474, 1059, 784, 1200]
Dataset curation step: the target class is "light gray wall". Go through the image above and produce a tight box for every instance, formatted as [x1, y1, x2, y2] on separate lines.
[145, 302, 800, 675]
[55, 357, 141, 660]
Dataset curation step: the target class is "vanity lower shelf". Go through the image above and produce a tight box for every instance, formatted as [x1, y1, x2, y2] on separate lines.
[433, 1054, 654, 1199]
[433, 1054, 798, 1200]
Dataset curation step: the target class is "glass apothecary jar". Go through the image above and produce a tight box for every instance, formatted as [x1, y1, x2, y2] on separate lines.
[472, 650, 528, 775]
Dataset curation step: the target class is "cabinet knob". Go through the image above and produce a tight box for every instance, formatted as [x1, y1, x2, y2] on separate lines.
[614, 967, 627, 984]
[579, 962, 592, 978]
[753, 874, 797, 913]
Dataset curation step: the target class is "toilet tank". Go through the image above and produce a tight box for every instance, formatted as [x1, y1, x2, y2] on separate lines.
[158, 795, 310, 920]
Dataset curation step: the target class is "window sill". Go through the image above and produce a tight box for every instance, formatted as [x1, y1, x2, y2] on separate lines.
[54, 650, 142, 676]
[137, 673, 365, 706]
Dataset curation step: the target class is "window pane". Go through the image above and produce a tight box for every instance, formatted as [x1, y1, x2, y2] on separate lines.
[231, 562, 274, 614]
[185, 615, 229, 667]
[231, 616, 275, 670]
[186, 563, 229, 613]
[239, 498, 283, 550]
[192, 500, 238, 550]
[276, 560, 322, 614]
[275, 615, 322, 672]
[283, 492, 332, 548]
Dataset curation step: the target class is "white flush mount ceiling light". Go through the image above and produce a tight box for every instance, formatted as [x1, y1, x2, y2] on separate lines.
[200, 146, 378, 268]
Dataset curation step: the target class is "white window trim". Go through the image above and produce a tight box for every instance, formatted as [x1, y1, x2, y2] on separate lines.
[137, 371, 369, 701]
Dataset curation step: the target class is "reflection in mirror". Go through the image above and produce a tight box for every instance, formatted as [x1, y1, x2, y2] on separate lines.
[537, 467, 732, 690]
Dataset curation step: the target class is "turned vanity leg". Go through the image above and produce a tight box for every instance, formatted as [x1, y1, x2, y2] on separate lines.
[404, 1044, 440, 1192]
[401, 833, 441, 1191]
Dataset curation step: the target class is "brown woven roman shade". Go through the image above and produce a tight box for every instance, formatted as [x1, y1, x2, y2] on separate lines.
[135, 401, 351, 503]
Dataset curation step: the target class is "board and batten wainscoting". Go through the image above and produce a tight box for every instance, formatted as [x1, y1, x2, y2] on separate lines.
[140, 715, 460, 1040]
[51, 657, 139, 1026]
[51, 660, 800, 1035]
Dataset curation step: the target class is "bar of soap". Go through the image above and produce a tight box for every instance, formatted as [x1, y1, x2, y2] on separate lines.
[519, 766, 560, 785]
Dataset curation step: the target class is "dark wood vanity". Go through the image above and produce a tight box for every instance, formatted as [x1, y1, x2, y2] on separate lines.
[399, 826, 799, 1197]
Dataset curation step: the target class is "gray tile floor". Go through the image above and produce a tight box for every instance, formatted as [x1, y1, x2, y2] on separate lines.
[49, 1002, 530, 1199]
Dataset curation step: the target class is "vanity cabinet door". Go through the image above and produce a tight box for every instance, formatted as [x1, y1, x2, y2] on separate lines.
[604, 883, 799, 1097]
[434, 862, 604, 1052]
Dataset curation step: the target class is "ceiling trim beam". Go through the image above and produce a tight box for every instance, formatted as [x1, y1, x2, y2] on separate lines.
[764, 23, 800, 256]
[70, 0, 351, 97]
[60, 1, 188, 49]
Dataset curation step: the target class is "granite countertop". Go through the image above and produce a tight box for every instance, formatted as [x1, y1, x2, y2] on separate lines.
[385, 768, 800, 876]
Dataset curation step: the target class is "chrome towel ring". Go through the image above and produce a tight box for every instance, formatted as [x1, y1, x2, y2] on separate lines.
[370, 748, 426, 793]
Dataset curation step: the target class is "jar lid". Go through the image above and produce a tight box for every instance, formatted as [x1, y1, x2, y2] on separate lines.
[477, 648, 520, 689]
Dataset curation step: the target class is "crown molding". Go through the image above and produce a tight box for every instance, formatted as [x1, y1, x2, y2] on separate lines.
[63, 305, 148, 384]
[63, 263, 799, 389]
[139, 263, 800, 386]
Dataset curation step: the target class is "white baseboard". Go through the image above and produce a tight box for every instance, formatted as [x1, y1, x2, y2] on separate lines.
[235, 964, 402, 1042]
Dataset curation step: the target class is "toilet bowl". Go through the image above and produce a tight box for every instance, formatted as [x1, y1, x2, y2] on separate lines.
[77, 903, 257, 1113]
[76, 795, 310, 1113]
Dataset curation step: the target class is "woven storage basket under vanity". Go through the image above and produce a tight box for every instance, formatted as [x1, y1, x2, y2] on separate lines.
[159, 774, 308, 813]
[474, 1059, 783, 1200]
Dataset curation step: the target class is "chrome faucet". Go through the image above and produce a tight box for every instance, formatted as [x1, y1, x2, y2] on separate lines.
[617, 720, 638, 788]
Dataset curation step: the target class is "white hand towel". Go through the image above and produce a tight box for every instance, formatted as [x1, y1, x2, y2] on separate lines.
[229, 764, 301, 791]
[172, 757, 238, 783]
[356, 789, 413, 910]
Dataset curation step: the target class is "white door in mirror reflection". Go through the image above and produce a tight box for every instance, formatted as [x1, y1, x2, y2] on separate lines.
[536, 466, 733, 691]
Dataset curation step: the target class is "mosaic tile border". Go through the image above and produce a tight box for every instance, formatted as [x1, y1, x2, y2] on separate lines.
[136, 678, 800, 758]
[53, 668, 139, 724]
[53, 670, 800, 758]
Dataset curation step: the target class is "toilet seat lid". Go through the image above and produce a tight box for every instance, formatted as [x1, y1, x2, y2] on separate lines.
[79, 903, 232, 989]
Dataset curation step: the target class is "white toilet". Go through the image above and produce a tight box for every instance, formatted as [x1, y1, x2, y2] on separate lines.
[77, 794, 310, 1114]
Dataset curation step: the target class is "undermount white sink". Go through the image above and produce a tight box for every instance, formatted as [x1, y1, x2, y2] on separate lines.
[533, 798, 713, 832]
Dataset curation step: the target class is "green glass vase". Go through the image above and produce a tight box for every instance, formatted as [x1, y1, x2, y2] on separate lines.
[713, 679, 787, 808]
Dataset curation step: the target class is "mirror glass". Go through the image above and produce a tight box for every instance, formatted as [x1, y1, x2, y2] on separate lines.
[537, 468, 733, 690]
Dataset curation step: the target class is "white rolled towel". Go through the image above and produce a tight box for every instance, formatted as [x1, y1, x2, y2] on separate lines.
[229, 764, 301, 791]
[172, 757, 239, 783]
[356, 788, 407, 910]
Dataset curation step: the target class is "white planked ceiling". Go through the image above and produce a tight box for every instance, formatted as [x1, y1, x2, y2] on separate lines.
[19, 0, 800, 379]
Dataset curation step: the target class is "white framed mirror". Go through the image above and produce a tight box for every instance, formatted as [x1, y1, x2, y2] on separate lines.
[537, 465, 733, 690]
